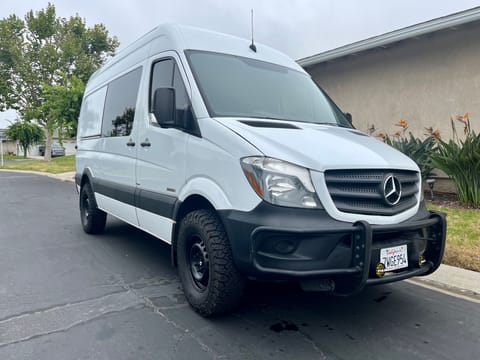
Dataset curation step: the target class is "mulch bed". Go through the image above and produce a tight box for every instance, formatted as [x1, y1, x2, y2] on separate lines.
[424, 191, 479, 210]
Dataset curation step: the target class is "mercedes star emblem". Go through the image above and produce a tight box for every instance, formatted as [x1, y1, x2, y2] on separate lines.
[383, 175, 402, 206]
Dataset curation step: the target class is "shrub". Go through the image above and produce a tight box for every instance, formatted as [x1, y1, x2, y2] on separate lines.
[386, 133, 437, 180]
[4, 120, 44, 158]
[431, 114, 480, 207]
[371, 118, 439, 180]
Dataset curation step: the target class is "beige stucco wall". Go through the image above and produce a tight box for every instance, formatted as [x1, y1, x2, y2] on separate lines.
[1, 140, 17, 155]
[304, 22, 480, 140]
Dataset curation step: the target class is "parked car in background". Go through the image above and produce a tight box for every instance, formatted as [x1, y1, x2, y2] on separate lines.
[39, 143, 66, 157]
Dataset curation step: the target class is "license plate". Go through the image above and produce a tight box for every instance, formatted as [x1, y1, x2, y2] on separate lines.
[380, 245, 408, 271]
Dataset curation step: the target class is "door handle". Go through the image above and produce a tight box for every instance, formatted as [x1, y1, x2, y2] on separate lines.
[140, 139, 151, 147]
[126, 140, 136, 147]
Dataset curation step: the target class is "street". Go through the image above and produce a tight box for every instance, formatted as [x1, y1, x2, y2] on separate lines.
[0, 171, 479, 360]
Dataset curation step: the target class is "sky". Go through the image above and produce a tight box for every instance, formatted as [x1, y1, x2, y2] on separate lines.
[2, 0, 480, 128]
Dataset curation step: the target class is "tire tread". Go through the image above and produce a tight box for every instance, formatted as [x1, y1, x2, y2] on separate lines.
[178, 209, 245, 317]
[80, 183, 107, 234]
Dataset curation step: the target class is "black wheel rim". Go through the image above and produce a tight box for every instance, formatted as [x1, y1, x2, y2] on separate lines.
[188, 236, 209, 290]
[81, 192, 91, 226]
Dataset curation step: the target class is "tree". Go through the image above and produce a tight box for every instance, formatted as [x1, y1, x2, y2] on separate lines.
[0, 3, 119, 160]
[5, 121, 44, 158]
[40, 75, 85, 140]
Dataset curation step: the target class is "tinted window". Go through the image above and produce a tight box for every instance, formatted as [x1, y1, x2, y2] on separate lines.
[150, 59, 191, 122]
[78, 86, 107, 138]
[173, 66, 190, 123]
[150, 59, 174, 111]
[102, 67, 142, 137]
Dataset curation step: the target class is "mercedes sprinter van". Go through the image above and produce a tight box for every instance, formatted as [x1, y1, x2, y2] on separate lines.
[76, 24, 446, 316]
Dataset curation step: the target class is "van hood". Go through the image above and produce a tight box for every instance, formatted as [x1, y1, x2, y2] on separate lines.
[216, 118, 419, 172]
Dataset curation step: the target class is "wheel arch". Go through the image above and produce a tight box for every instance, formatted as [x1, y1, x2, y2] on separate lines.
[171, 194, 217, 267]
[76, 167, 95, 191]
[171, 177, 234, 266]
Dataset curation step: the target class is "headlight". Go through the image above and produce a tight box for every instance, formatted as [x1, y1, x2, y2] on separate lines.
[241, 157, 322, 209]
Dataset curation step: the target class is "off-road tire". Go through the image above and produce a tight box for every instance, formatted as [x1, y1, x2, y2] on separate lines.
[80, 183, 107, 234]
[177, 209, 245, 317]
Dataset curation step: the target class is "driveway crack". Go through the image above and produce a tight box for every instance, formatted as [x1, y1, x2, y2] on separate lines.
[0, 290, 142, 348]
[117, 275, 224, 358]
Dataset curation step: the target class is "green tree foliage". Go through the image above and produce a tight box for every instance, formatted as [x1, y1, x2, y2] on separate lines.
[0, 3, 119, 160]
[40, 75, 85, 140]
[5, 121, 44, 158]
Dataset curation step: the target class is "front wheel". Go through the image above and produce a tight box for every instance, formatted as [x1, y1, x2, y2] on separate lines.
[79, 183, 107, 234]
[177, 209, 245, 317]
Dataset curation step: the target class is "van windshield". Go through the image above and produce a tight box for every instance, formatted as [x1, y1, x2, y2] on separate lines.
[185, 50, 351, 127]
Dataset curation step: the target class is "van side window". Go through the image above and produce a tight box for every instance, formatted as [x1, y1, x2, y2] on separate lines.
[173, 65, 190, 122]
[150, 59, 190, 120]
[78, 86, 107, 138]
[102, 67, 142, 137]
[150, 59, 174, 111]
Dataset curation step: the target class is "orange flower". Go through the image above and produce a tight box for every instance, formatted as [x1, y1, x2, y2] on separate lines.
[424, 127, 441, 140]
[432, 130, 441, 139]
[375, 130, 387, 140]
[455, 112, 469, 124]
[454, 112, 471, 134]
[396, 118, 408, 129]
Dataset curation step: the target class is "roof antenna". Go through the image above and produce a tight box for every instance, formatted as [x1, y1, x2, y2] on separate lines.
[249, 9, 257, 52]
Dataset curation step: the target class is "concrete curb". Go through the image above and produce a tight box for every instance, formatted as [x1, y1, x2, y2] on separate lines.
[1, 169, 479, 301]
[0, 169, 75, 183]
[409, 264, 480, 302]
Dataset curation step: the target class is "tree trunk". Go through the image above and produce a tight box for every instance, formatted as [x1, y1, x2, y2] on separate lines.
[23, 146, 27, 158]
[44, 130, 53, 162]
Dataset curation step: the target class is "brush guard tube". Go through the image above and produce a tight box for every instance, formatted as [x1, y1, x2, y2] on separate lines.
[220, 203, 446, 296]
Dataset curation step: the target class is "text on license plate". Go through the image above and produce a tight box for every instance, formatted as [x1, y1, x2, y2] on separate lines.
[380, 245, 408, 271]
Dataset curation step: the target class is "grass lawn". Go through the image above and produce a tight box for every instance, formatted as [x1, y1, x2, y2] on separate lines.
[428, 204, 480, 272]
[0, 155, 75, 174]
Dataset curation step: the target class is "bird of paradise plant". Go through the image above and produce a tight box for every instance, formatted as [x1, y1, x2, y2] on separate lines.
[432, 112, 480, 206]
[382, 118, 439, 180]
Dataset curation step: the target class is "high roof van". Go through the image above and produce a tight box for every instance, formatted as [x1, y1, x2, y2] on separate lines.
[76, 24, 446, 317]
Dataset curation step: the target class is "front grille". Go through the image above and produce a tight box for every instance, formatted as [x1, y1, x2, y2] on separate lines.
[324, 169, 419, 216]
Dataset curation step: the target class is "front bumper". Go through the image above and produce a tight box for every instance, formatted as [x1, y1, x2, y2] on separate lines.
[219, 202, 446, 295]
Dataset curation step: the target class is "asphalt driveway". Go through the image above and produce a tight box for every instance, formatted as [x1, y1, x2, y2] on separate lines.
[0, 171, 479, 359]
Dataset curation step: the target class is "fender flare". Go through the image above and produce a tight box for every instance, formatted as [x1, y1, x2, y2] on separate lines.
[176, 177, 232, 215]
[76, 167, 96, 191]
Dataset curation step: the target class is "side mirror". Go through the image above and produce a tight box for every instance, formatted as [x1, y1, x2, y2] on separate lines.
[153, 87, 176, 127]
[344, 112, 352, 124]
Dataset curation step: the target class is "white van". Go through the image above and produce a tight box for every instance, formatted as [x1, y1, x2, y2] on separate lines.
[76, 24, 446, 316]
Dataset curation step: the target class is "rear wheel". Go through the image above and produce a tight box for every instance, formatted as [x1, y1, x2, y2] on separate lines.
[177, 209, 245, 317]
[79, 182, 107, 234]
